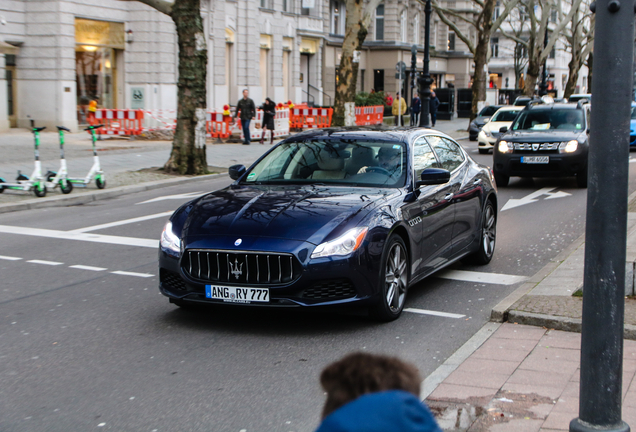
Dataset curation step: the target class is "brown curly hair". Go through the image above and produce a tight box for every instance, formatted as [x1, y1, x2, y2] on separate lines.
[319, 352, 422, 419]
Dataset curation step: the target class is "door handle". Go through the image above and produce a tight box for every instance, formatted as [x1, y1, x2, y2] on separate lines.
[445, 193, 454, 200]
[473, 178, 482, 185]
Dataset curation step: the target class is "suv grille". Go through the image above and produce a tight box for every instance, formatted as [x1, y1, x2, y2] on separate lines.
[182, 250, 302, 285]
[302, 280, 356, 299]
[513, 142, 560, 152]
[161, 269, 187, 292]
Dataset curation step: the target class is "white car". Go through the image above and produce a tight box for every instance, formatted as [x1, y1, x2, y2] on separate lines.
[477, 106, 523, 154]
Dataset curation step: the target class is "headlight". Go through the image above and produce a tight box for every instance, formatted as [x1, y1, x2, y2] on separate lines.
[311, 227, 368, 259]
[470, 121, 477, 129]
[160, 221, 181, 253]
[559, 140, 578, 153]
[498, 140, 512, 153]
[485, 130, 492, 137]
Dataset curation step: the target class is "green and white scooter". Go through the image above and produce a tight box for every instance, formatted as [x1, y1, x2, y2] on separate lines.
[66, 124, 106, 189]
[0, 122, 48, 197]
[44, 126, 73, 194]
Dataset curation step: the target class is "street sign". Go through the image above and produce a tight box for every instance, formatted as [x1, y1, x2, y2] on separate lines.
[131, 87, 145, 109]
[395, 61, 407, 79]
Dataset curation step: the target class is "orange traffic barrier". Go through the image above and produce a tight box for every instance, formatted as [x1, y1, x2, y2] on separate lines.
[206, 112, 232, 139]
[290, 107, 333, 130]
[355, 105, 384, 126]
[89, 109, 144, 135]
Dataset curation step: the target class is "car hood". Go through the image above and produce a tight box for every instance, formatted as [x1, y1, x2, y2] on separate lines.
[181, 185, 399, 245]
[503, 129, 586, 142]
[473, 116, 490, 127]
[482, 121, 513, 133]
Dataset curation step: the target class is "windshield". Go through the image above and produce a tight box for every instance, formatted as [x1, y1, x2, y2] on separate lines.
[479, 106, 499, 117]
[511, 109, 585, 131]
[242, 139, 408, 188]
[631, 106, 636, 120]
[491, 110, 520, 122]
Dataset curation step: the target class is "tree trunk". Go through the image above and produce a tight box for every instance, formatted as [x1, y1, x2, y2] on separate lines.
[333, 0, 365, 127]
[163, 0, 208, 175]
[586, 51, 593, 92]
[471, 37, 489, 122]
[523, 57, 541, 96]
[564, 49, 581, 98]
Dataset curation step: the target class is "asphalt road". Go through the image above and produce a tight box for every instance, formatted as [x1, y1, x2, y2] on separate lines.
[1, 144, 636, 432]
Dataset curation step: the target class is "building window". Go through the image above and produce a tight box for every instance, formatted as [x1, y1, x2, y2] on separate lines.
[360, 69, 365, 92]
[374, 69, 384, 92]
[432, 21, 437, 48]
[491, 37, 499, 57]
[447, 32, 455, 51]
[301, 0, 318, 16]
[549, 43, 556, 59]
[283, 0, 289, 12]
[413, 14, 419, 45]
[494, 1, 500, 19]
[375, 4, 384, 41]
[400, 10, 407, 43]
[260, 0, 271, 8]
[331, 0, 345, 35]
[550, 9, 557, 22]
[519, 5, 528, 21]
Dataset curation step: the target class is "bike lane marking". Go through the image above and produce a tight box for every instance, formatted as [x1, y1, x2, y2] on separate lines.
[404, 308, 466, 319]
[110, 270, 154, 278]
[27, 260, 63, 266]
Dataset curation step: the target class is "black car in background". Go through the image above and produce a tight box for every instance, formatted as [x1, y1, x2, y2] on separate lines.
[469, 105, 504, 141]
[493, 102, 590, 188]
[159, 128, 498, 321]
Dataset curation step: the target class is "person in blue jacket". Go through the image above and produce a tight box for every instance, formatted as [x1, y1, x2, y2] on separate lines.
[315, 352, 442, 432]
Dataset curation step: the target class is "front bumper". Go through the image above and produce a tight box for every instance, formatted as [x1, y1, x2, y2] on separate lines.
[493, 150, 587, 178]
[477, 132, 497, 149]
[158, 235, 384, 308]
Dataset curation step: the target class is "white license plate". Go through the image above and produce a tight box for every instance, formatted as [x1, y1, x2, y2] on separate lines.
[521, 156, 549, 164]
[205, 285, 270, 303]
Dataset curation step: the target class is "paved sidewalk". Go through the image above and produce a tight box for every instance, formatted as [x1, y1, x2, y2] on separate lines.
[424, 322, 636, 431]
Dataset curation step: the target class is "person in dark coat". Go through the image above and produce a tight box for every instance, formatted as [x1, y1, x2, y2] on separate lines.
[429, 91, 440, 127]
[233, 89, 256, 145]
[411, 92, 421, 126]
[259, 97, 276, 145]
[315, 352, 442, 432]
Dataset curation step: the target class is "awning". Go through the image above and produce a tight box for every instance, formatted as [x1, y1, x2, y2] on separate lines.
[0, 41, 19, 55]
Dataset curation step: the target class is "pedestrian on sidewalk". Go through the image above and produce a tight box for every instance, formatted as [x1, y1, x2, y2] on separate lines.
[411, 92, 421, 126]
[259, 97, 276, 145]
[392, 93, 407, 127]
[315, 352, 441, 432]
[234, 89, 256, 145]
[429, 91, 440, 127]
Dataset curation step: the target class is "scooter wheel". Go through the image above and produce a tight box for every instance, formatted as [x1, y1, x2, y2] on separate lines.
[60, 180, 73, 194]
[0, 179, 4, 193]
[33, 185, 47, 198]
[96, 178, 106, 189]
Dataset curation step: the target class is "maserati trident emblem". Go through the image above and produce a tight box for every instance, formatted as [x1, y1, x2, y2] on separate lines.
[229, 258, 243, 279]
[532, 143, 540, 151]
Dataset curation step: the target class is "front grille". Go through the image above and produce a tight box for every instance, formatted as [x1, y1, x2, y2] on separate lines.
[161, 269, 187, 291]
[182, 250, 302, 285]
[513, 142, 560, 153]
[302, 279, 356, 299]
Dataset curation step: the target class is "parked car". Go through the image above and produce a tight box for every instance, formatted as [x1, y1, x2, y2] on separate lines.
[477, 106, 523, 154]
[567, 94, 592, 104]
[493, 101, 590, 188]
[513, 97, 532, 106]
[469, 105, 504, 141]
[630, 102, 636, 148]
[159, 128, 498, 321]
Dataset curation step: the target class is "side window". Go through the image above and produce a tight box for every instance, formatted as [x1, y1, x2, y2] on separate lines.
[413, 137, 440, 179]
[428, 136, 465, 172]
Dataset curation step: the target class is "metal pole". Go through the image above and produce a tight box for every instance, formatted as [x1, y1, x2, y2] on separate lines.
[418, 0, 432, 127]
[569, 1, 634, 431]
[398, 75, 402, 127]
[539, 27, 549, 96]
[410, 45, 417, 126]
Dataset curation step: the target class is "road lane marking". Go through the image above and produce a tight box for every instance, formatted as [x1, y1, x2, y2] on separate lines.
[630, 158, 636, 163]
[69, 211, 174, 233]
[69, 265, 107, 272]
[436, 270, 527, 285]
[501, 187, 571, 211]
[0, 225, 157, 248]
[111, 271, 154, 278]
[136, 192, 204, 205]
[27, 260, 63, 266]
[0, 255, 22, 261]
[404, 308, 465, 319]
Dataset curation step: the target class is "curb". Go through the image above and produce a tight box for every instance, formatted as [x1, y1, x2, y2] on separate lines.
[0, 172, 227, 215]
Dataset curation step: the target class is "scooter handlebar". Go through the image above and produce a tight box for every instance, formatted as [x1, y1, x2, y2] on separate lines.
[56, 126, 70, 132]
[84, 124, 104, 131]
[33, 127, 46, 132]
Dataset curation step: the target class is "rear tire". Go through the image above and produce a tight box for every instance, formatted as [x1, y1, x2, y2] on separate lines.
[478, 148, 489, 154]
[370, 234, 409, 322]
[0, 179, 4, 193]
[96, 177, 106, 189]
[60, 179, 73, 194]
[493, 172, 509, 187]
[465, 200, 496, 265]
[33, 184, 47, 197]
[576, 168, 588, 188]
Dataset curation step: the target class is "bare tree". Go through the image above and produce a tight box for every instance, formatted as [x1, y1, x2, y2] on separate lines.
[433, 0, 521, 120]
[500, 0, 582, 96]
[332, 0, 383, 126]
[500, 5, 529, 89]
[561, 0, 593, 98]
[122, 0, 208, 175]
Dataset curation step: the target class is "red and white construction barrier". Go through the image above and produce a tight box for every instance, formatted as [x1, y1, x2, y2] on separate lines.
[239, 108, 290, 141]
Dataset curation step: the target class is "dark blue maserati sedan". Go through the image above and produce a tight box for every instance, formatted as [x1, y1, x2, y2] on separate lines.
[159, 128, 498, 321]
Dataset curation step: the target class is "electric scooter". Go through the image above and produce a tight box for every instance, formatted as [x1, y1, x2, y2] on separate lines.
[66, 124, 106, 189]
[44, 126, 73, 194]
[0, 122, 48, 197]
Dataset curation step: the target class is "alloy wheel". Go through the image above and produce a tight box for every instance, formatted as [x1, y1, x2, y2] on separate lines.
[385, 242, 408, 313]
[482, 203, 496, 258]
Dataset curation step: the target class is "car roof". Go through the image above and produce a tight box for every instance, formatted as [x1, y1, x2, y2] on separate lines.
[285, 127, 455, 144]
[496, 105, 523, 111]
[524, 103, 582, 111]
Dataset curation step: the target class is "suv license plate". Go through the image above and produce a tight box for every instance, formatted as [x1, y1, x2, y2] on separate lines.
[521, 156, 549, 164]
[205, 285, 270, 303]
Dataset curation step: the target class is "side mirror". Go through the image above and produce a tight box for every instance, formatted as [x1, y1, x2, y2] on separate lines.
[484, 118, 490, 124]
[416, 168, 451, 187]
[229, 164, 247, 180]
[499, 126, 508, 133]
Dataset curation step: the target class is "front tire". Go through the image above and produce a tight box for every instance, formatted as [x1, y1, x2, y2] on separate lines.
[33, 184, 47, 197]
[466, 200, 496, 265]
[96, 177, 106, 189]
[0, 179, 4, 193]
[493, 172, 509, 187]
[370, 235, 409, 322]
[60, 179, 73, 194]
[478, 148, 489, 154]
[576, 167, 588, 188]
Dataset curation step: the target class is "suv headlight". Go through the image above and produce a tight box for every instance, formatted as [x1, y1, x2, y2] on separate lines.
[559, 140, 578, 153]
[311, 227, 368, 259]
[498, 140, 512, 153]
[160, 221, 181, 254]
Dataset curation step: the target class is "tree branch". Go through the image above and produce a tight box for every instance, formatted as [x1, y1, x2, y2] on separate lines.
[492, 0, 522, 32]
[433, 6, 477, 26]
[361, 0, 384, 28]
[120, 0, 174, 15]
[432, 0, 475, 53]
